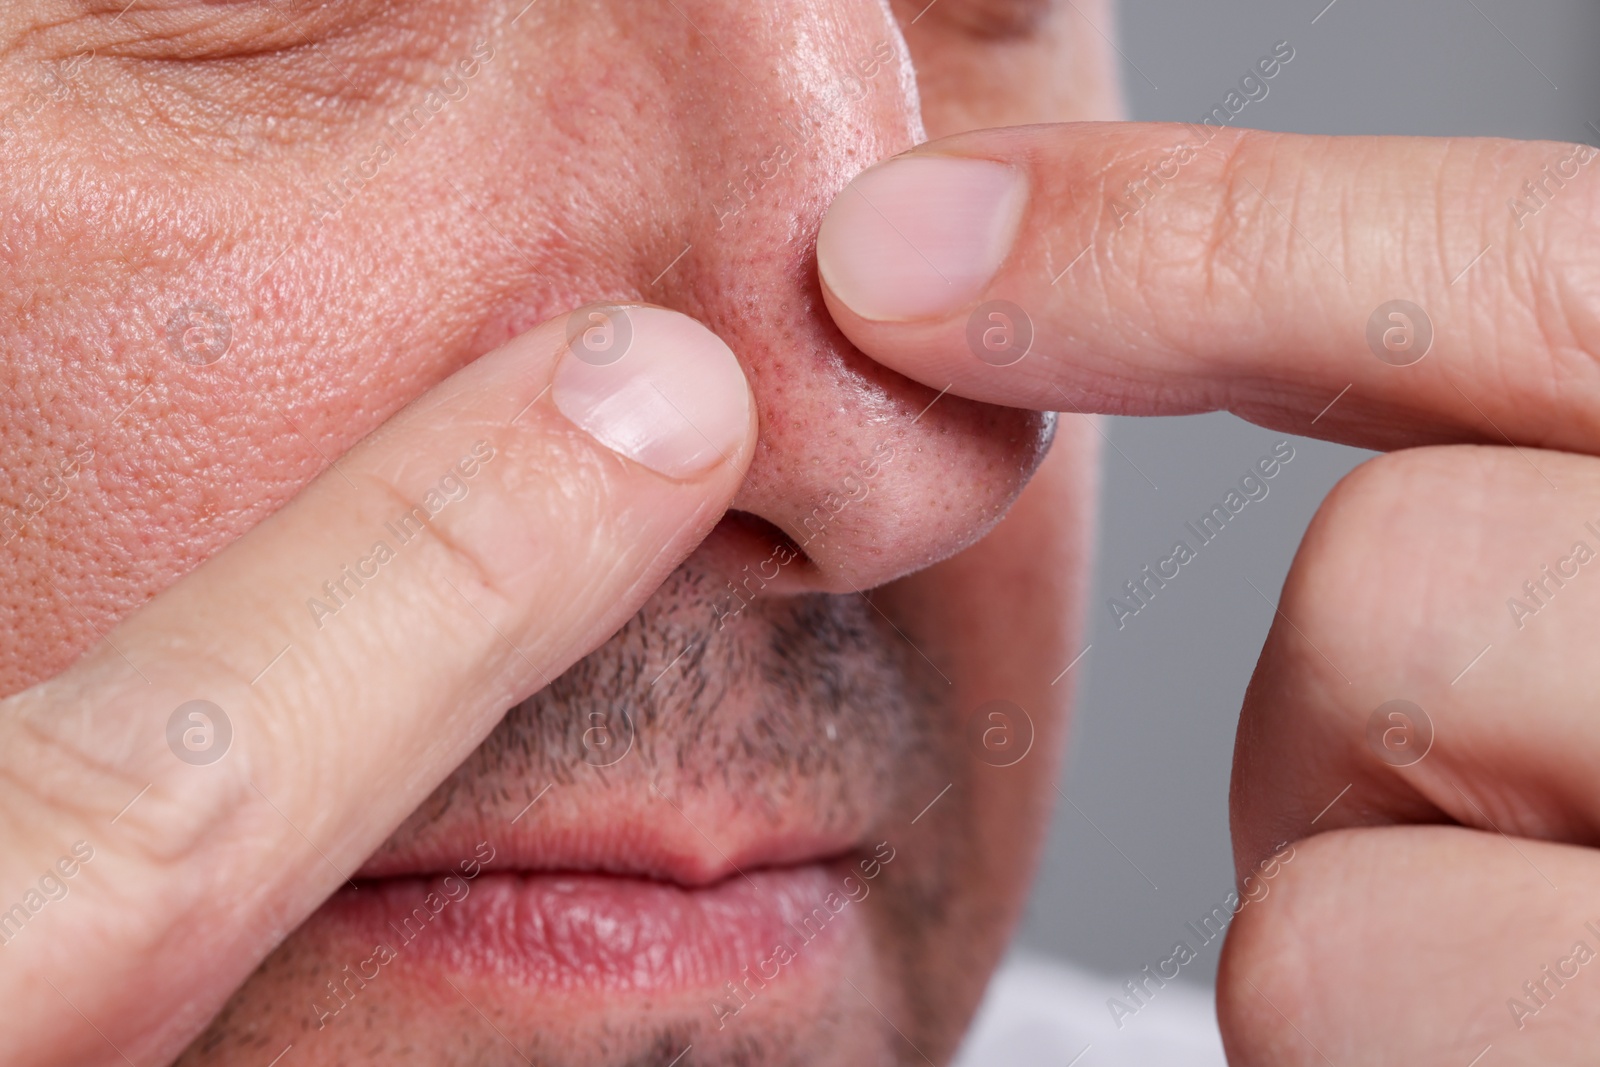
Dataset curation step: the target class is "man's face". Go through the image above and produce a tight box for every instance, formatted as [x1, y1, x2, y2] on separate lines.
[0, 1, 1117, 1062]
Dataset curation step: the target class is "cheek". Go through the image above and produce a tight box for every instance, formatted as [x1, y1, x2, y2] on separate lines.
[0, 196, 480, 692]
[882, 418, 1095, 878]
[854, 422, 1096, 1057]
[0, 34, 562, 692]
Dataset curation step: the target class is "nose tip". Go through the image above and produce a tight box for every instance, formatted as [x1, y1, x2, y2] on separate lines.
[741, 382, 1055, 594]
[674, 251, 1054, 594]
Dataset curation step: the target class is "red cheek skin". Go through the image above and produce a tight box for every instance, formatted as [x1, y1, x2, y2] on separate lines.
[0, 0, 1046, 693]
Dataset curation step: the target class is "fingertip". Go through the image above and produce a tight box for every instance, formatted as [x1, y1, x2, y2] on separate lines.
[551, 305, 756, 481]
[817, 153, 1027, 324]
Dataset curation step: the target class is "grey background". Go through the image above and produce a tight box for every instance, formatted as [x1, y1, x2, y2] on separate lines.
[1015, 0, 1600, 988]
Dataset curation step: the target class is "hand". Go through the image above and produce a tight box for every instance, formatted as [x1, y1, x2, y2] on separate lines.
[0, 308, 754, 1067]
[816, 122, 1600, 1063]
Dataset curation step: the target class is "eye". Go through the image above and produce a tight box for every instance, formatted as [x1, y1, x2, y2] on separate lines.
[39, 0, 388, 62]
[902, 0, 1057, 40]
[4, 0, 451, 152]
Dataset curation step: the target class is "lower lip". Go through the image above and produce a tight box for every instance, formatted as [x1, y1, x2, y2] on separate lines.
[318, 864, 854, 994]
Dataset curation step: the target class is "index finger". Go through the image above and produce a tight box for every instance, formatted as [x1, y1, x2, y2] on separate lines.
[816, 122, 1600, 452]
[0, 307, 755, 1066]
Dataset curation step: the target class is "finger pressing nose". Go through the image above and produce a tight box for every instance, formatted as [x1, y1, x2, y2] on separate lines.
[0, 307, 754, 1066]
[816, 123, 1600, 456]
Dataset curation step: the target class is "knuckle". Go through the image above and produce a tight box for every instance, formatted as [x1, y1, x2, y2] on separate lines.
[343, 430, 610, 622]
[1113, 128, 1292, 353]
[1217, 831, 1361, 1067]
[350, 466, 507, 603]
[324, 432, 622, 676]
[1272, 451, 1418, 672]
[0, 685, 136, 842]
[1232, 451, 1469, 835]
[1208, 130, 1339, 304]
[1280, 447, 1490, 648]
[0, 675, 255, 872]
[1499, 142, 1600, 404]
[1284, 446, 1554, 640]
[1203, 130, 1277, 294]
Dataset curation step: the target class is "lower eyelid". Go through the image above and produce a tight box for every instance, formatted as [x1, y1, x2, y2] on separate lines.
[0, 6, 433, 158]
[37, 1, 379, 64]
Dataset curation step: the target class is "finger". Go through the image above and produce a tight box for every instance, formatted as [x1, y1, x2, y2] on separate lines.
[816, 123, 1600, 452]
[0, 306, 755, 1066]
[1224, 445, 1600, 875]
[1219, 826, 1600, 1066]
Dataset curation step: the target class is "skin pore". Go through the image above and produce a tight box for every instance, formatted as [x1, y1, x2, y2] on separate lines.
[0, 1, 1117, 1062]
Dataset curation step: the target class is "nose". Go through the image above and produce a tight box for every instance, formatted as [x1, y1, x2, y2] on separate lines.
[492, 2, 1053, 593]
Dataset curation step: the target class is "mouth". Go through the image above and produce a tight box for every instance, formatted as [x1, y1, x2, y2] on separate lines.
[336, 787, 881, 1001]
[356, 783, 861, 884]
[321, 861, 867, 998]
[291, 539, 926, 1044]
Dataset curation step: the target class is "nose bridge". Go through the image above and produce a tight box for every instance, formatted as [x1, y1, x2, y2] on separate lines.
[642, 8, 1053, 593]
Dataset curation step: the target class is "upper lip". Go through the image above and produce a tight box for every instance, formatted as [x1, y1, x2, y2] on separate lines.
[354, 522, 875, 889]
[355, 787, 860, 888]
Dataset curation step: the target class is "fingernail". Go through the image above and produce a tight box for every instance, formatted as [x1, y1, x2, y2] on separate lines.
[817, 155, 1026, 322]
[552, 305, 752, 479]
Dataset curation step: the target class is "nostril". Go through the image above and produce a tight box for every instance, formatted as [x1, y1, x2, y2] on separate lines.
[723, 510, 805, 559]
[690, 510, 820, 602]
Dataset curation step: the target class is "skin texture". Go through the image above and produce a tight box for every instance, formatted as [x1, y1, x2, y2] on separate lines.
[0, 1, 1116, 1064]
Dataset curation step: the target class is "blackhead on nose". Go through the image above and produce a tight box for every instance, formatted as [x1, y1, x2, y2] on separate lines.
[525, 2, 1054, 592]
